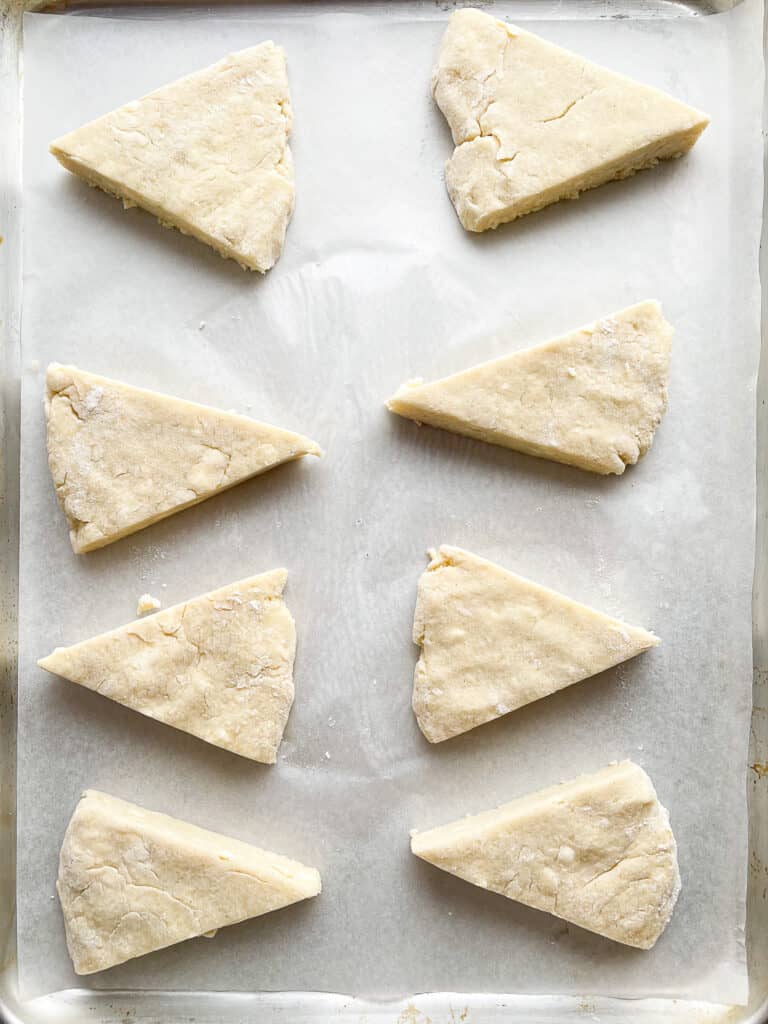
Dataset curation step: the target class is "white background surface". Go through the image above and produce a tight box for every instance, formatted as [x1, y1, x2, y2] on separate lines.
[17, 3, 761, 1005]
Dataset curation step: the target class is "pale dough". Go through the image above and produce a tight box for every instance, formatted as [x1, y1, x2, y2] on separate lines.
[412, 546, 658, 743]
[411, 760, 680, 949]
[387, 301, 672, 475]
[136, 593, 161, 616]
[58, 790, 321, 974]
[39, 570, 295, 764]
[432, 9, 709, 232]
[45, 364, 321, 553]
[50, 42, 294, 271]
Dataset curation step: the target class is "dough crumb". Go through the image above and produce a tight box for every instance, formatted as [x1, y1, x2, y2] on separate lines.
[136, 593, 162, 616]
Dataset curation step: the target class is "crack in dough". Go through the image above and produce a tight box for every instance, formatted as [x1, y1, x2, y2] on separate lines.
[431, 9, 709, 232]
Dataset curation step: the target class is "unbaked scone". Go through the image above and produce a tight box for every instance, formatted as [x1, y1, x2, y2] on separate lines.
[50, 42, 294, 271]
[387, 301, 672, 475]
[412, 546, 658, 743]
[39, 571, 295, 763]
[45, 364, 321, 553]
[433, 9, 709, 232]
[411, 760, 680, 949]
[58, 790, 321, 974]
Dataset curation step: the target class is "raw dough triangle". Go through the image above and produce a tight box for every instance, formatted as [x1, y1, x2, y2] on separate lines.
[388, 301, 672, 475]
[39, 570, 295, 763]
[433, 9, 709, 231]
[50, 42, 294, 271]
[45, 364, 321, 553]
[411, 761, 680, 949]
[412, 546, 658, 742]
[58, 790, 322, 974]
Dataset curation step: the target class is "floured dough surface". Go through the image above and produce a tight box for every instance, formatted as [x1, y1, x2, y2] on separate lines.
[411, 760, 680, 949]
[45, 364, 321, 553]
[432, 9, 709, 232]
[39, 570, 295, 763]
[58, 790, 322, 974]
[412, 546, 658, 743]
[50, 42, 294, 271]
[387, 301, 672, 475]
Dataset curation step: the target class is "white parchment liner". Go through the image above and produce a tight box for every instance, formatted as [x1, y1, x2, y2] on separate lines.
[17, 3, 761, 1003]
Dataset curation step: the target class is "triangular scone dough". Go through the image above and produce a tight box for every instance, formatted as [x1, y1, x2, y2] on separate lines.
[412, 546, 658, 743]
[411, 761, 680, 950]
[39, 571, 295, 763]
[45, 364, 321, 553]
[388, 301, 672, 475]
[58, 790, 322, 974]
[433, 9, 709, 232]
[50, 42, 294, 271]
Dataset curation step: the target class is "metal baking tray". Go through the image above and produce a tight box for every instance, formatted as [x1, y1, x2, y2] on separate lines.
[1, 0, 767, 1020]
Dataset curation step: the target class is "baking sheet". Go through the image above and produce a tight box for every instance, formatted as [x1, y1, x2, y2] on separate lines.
[16, 2, 761, 1005]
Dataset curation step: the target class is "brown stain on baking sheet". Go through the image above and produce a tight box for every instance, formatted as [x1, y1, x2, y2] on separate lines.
[751, 761, 768, 777]
[397, 1007, 431, 1024]
[396, 1004, 469, 1023]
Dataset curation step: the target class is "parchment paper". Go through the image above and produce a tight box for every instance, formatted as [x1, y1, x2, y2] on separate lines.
[17, 2, 762, 1005]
